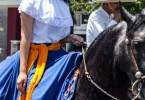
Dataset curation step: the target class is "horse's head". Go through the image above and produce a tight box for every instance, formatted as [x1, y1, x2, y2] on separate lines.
[115, 4, 145, 99]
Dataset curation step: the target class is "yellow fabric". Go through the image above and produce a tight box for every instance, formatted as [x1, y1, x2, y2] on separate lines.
[19, 42, 60, 100]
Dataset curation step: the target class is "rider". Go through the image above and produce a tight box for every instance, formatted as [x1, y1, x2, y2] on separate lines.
[86, 0, 121, 48]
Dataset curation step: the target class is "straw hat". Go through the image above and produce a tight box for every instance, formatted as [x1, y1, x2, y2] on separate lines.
[92, 0, 137, 2]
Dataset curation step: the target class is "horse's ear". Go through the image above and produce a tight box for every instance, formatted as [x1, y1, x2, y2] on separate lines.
[141, 8, 145, 15]
[119, 2, 135, 25]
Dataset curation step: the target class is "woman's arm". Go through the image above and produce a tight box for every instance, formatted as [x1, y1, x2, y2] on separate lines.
[17, 12, 34, 93]
[19, 12, 34, 73]
[60, 34, 84, 46]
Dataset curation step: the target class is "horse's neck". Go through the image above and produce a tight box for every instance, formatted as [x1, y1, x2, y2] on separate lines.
[85, 29, 120, 87]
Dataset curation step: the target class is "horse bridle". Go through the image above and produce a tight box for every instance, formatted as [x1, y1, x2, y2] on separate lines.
[81, 41, 145, 100]
[129, 40, 145, 100]
[129, 40, 143, 78]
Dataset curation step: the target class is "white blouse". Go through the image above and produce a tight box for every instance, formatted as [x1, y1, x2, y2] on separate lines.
[18, 0, 73, 43]
[86, 7, 117, 48]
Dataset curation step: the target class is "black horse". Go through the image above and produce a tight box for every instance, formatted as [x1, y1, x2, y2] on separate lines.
[74, 5, 145, 100]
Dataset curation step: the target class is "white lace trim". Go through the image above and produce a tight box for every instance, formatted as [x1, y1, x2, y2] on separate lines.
[18, 0, 73, 27]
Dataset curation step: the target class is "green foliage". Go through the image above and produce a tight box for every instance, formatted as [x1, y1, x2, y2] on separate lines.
[70, 0, 101, 12]
[122, 0, 145, 14]
[70, 0, 145, 14]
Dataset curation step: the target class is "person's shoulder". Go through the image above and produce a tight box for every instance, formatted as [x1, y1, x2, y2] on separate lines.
[89, 8, 101, 21]
[90, 7, 103, 17]
[90, 10, 97, 17]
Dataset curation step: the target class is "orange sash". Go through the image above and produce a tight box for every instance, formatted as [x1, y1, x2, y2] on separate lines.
[19, 42, 60, 100]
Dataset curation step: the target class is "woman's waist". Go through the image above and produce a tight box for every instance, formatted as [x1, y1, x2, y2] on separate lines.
[31, 41, 61, 46]
[31, 39, 60, 45]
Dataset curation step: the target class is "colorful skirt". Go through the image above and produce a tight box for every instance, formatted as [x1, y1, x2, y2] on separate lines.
[0, 47, 82, 100]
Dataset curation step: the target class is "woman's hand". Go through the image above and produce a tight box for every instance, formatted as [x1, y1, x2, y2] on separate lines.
[16, 72, 27, 93]
[60, 34, 84, 46]
[71, 34, 84, 46]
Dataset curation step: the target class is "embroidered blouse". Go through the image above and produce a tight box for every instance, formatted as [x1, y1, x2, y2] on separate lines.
[18, 0, 73, 43]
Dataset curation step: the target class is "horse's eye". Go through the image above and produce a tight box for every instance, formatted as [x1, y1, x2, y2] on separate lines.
[134, 41, 143, 48]
[134, 41, 139, 45]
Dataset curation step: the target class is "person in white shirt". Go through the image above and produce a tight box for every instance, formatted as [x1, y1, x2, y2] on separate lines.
[86, 2, 121, 48]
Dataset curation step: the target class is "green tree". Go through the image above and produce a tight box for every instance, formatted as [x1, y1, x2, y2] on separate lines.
[70, 0, 145, 14]
[122, 0, 145, 14]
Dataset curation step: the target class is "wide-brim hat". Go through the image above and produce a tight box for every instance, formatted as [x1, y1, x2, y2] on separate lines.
[92, 0, 137, 2]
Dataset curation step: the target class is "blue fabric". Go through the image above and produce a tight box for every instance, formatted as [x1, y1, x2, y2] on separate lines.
[0, 48, 82, 100]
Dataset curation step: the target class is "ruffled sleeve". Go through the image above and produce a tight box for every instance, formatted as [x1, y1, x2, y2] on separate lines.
[18, 0, 39, 18]
[18, 0, 73, 27]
